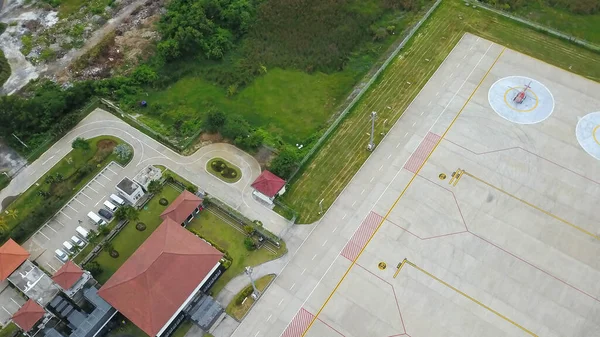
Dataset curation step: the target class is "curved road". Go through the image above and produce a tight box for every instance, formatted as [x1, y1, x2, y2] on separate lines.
[0, 108, 291, 236]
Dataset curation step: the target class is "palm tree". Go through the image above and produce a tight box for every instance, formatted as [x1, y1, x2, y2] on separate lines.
[4, 209, 17, 219]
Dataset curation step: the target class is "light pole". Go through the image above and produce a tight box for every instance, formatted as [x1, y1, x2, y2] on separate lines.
[367, 111, 377, 151]
[318, 198, 324, 215]
[245, 266, 259, 299]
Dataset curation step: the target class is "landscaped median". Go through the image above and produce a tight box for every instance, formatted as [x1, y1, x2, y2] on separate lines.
[206, 157, 242, 183]
[226, 274, 275, 321]
[0, 136, 133, 244]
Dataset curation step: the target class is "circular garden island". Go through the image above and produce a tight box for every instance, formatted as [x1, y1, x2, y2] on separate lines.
[207, 158, 242, 183]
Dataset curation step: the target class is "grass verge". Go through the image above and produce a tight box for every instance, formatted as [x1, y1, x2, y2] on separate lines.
[187, 209, 284, 295]
[0, 323, 18, 337]
[1, 136, 132, 243]
[283, 0, 600, 223]
[206, 157, 242, 183]
[91, 185, 181, 284]
[0, 49, 10, 88]
[226, 274, 275, 321]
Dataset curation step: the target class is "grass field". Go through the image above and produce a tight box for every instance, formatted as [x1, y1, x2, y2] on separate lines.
[0, 323, 17, 337]
[187, 209, 283, 295]
[92, 185, 181, 284]
[0, 49, 10, 88]
[282, 0, 600, 223]
[225, 274, 275, 321]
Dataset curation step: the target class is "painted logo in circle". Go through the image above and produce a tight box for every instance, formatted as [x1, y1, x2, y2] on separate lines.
[488, 76, 555, 124]
[576, 112, 600, 160]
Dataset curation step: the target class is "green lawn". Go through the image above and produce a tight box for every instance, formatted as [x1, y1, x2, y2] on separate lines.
[283, 0, 600, 223]
[187, 209, 283, 295]
[206, 158, 242, 183]
[170, 320, 193, 337]
[0, 323, 18, 337]
[106, 319, 148, 337]
[226, 274, 275, 321]
[1, 136, 132, 243]
[92, 185, 181, 284]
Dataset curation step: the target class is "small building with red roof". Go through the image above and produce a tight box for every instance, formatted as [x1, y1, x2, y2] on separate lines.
[160, 190, 203, 227]
[98, 218, 223, 337]
[52, 261, 91, 298]
[251, 170, 286, 204]
[0, 239, 30, 281]
[11, 299, 46, 332]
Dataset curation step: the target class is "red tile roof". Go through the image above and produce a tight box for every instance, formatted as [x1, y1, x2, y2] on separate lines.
[160, 190, 202, 224]
[98, 218, 222, 336]
[251, 170, 285, 198]
[12, 299, 45, 331]
[0, 239, 30, 280]
[52, 261, 84, 290]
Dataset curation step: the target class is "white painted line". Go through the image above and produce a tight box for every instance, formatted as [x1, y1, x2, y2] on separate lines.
[442, 82, 446, 87]
[369, 177, 374, 183]
[266, 315, 272, 322]
[396, 142, 401, 148]
[387, 154, 391, 159]
[38, 231, 49, 240]
[449, 72, 453, 78]
[435, 92, 439, 96]
[87, 186, 99, 193]
[254, 331, 260, 337]
[10, 298, 19, 306]
[29, 170, 36, 176]
[312, 254, 317, 261]
[46, 263, 57, 273]
[456, 63, 460, 68]
[41, 155, 55, 166]
[278, 299, 284, 306]
[106, 166, 118, 174]
[463, 54, 467, 59]
[45, 224, 57, 233]
[74, 198, 85, 206]
[342, 213, 346, 220]
[59, 211, 72, 220]
[95, 200, 101, 207]
[301, 269, 306, 276]
[332, 226, 338, 233]
[361, 189, 365, 195]
[322, 240, 328, 247]
[404, 132, 409, 138]
[80, 192, 92, 200]
[94, 179, 106, 188]
[412, 122, 416, 127]
[420, 111, 424, 116]
[379, 164, 384, 171]
[290, 283, 295, 291]
[66, 204, 78, 213]
[2, 307, 11, 315]
[352, 200, 357, 207]
[427, 101, 431, 107]
[54, 219, 65, 227]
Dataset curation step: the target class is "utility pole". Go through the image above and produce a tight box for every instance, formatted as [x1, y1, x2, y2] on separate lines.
[318, 198, 324, 215]
[367, 111, 377, 151]
[245, 266, 259, 299]
[12, 133, 28, 148]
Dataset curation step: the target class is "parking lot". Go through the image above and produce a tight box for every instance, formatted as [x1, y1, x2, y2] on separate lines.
[22, 162, 126, 272]
[0, 281, 25, 326]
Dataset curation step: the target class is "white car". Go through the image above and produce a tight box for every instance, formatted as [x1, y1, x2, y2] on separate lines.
[71, 236, 85, 247]
[55, 249, 69, 263]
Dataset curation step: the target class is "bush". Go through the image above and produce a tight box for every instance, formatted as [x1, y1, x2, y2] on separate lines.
[147, 180, 163, 194]
[244, 237, 256, 251]
[84, 261, 103, 277]
[243, 225, 255, 235]
[72, 137, 90, 151]
[186, 185, 198, 193]
[268, 147, 299, 179]
[235, 286, 254, 305]
[203, 111, 227, 133]
[159, 198, 169, 206]
[113, 144, 133, 163]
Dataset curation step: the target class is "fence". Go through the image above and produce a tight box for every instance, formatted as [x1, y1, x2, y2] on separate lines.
[475, 1, 600, 53]
[286, 0, 443, 182]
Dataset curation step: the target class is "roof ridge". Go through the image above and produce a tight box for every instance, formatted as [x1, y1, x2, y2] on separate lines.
[161, 251, 222, 257]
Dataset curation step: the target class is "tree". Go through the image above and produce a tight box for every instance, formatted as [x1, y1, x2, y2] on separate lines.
[244, 237, 256, 251]
[113, 144, 133, 163]
[268, 147, 300, 179]
[186, 185, 198, 193]
[222, 114, 250, 140]
[72, 137, 90, 151]
[4, 210, 17, 219]
[147, 180, 163, 194]
[84, 261, 103, 277]
[203, 111, 227, 133]
[114, 205, 139, 221]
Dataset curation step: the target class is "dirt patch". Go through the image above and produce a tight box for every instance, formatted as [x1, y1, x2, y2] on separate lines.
[182, 132, 228, 155]
[254, 146, 275, 170]
[93, 139, 117, 162]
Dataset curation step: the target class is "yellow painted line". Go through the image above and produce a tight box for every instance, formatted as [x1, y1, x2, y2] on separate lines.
[593, 125, 600, 145]
[462, 171, 599, 240]
[393, 259, 407, 278]
[300, 47, 507, 336]
[403, 260, 538, 336]
[452, 169, 464, 187]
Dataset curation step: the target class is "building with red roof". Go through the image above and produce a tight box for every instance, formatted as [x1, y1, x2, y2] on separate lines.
[251, 170, 286, 204]
[11, 299, 46, 332]
[52, 261, 91, 298]
[0, 239, 30, 281]
[98, 218, 223, 336]
[160, 190, 203, 227]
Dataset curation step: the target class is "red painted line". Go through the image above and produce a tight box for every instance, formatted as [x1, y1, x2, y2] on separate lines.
[444, 138, 600, 186]
[316, 317, 346, 337]
[403, 132, 441, 173]
[355, 263, 407, 335]
[341, 212, 383, 261]
[281, 308, 315, 337]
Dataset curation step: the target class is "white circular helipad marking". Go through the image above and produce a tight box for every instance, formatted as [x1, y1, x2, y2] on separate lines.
[488, 76, 555, 124]
[576, 112, 600, 160]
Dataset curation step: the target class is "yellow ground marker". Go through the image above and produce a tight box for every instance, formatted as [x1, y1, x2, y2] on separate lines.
[300, 47, 507, 336]
[403, 260, 538, 336]
[393, 259, 407, 278]
[462, 171, 600, 240]
[448, 168, 464, 186]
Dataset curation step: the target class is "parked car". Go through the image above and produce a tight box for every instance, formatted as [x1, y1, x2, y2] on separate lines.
[62, 241, 74, 253]
[55, 249, 69, 262]
[71, 236, 85, 247]
[98, 209, 113, 220]
[104, 200, 118, 212]
[76, 226, 90, 239]
[87, 211, 107, 226]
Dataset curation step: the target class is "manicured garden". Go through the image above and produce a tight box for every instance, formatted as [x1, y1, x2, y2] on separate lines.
[226, 274, 275, 321]
[187, 209, 285, 295]
[206, 157, 242, 183]
[0, 136, 133, 243]
[89, 184, 181, 284]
